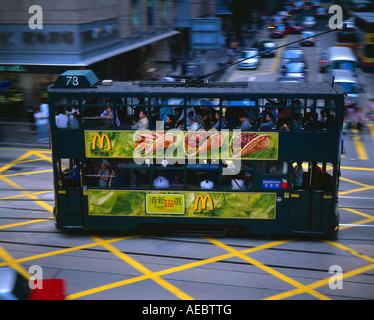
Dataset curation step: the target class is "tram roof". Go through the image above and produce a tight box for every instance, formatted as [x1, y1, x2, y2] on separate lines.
[48, 81, 346, 98]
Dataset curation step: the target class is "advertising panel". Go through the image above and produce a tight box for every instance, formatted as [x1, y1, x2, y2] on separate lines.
[88, 190, 276, 220]
[84, 130, 279, 161]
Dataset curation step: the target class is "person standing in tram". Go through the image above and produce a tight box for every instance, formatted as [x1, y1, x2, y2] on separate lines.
[292, 162, 304, 190]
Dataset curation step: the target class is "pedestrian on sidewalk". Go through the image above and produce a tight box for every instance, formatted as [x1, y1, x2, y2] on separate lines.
[34, 107, 49, 140]
[26, 106, 36, 132]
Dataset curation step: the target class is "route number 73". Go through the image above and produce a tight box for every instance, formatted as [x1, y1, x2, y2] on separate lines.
[66, 76, 79, 86]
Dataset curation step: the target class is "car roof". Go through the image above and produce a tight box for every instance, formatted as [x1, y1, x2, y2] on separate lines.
[331, 69, 357, 82]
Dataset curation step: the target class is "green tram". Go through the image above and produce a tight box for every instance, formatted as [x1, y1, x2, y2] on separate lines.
[48, 70, 345, 237]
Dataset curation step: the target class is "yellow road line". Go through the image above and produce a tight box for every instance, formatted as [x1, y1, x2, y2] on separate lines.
[340, 207, 374, 220]
[0, 246, 31, 280]
[34, 152, 52, 163]
[0, 190, 52, 200]
[0, 219, 52, 230]
[324, 240, 374, 263]
[67, 240, 289, 300]
[265, 240, 374, 300]
[0, 175, 53, 213]
[205, 237, 331, 300]
[265, 263, 374, 300]
[0, 236, 136, 268]
[368, 123, 374, 141]
[352, 135, 368, 160]
[340, 166, 374, 171]
[1, 169, 53, 177]
[90, 236, 194, 300]
[0, 151, 34, 174]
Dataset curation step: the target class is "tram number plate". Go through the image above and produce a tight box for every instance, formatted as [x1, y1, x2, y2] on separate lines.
[146, 194, 185, 215]
[262, 179, 281, 189]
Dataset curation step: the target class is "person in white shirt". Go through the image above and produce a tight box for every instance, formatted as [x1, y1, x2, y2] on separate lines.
[187, 115, 199, 130]
[133, 110, 149, 129]
[34, 107, 49, 140]
[200, 178, 214, 189]
[231, 178, 245, 190]
[153, 172, 170, 189]
[55, 109, 69, 128]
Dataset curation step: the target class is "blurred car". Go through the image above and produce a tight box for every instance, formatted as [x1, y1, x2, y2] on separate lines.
[293, 1, 303, 12]
[318, 50, 329, 73]
[332, 69, 360, 106]
[269, 15, 284, 27]
[258, 40, 277, 58]
[237, 48, 259, 70]
[311, 1, 321, 8]
[276, 76, 302, 82]
[270, 24, 286, 38]
[300, 31, 316, 46]
[277, 11, 292, 19]
[285, 20, 305, 34]
[315, 7, 327, 18]
[281, 46, 305, 67]
[0, 268, 65, 300]
[302, 16, 316, 28]
[283, 62, 307, 82]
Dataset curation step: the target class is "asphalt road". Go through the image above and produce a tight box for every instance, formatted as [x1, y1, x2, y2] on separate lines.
[0, 130, 373, 302]
[0, 8, 373, 304]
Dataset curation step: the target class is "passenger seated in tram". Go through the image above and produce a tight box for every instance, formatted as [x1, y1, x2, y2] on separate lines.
[187, 114, 199, 130]
[153, 171, 170, 189]
[108, 168, 125, 188]
[213, 111, 226, 129]
[238, 113, 252, 131]
[55, 107, 69, 128]
[259, 112, 275, 130]
[231, 176, 245, 190]
[164, 114, 175, 130]
[302, 112, 314, 131]
[132, 109, 149, 129]
[96, 160, 110, 187]
[200, 176, 214, 189]
[198, 102, 215, 129]
[170, 171, 184, 188]
[100, 101, 121, 127]
[176, 99, 196, 128]
[259, 106, 278, 127]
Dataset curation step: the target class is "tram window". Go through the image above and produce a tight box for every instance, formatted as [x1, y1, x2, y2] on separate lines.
[150, 97, 183, 130]
[291, 161, 306, 190]
[169, 170, 184, 189]
[134, 169, 150, 188]
[84, 158, 114, 187]
[54, 105, 80, 129]
[221, 169, 253, 190]
[152, 168, 184, 189]
[121, 97, 148, 130]
[256, 161, 288, 174]
[186, 170, 217, 190]
[57, 158, 81, 188]
[81, 97, 117, 129]
[316, 107, 335, 131]
[314, 162, 333, 192]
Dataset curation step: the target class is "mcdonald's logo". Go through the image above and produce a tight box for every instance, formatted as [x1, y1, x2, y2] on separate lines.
[92, 133, 112, 150]
[194, 195, 214, 211]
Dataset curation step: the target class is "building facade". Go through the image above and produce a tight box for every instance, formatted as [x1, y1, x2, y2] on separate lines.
[0, 0, 216, 118]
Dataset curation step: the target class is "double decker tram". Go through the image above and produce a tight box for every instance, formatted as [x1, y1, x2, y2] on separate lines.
[48, 70, 344, 237]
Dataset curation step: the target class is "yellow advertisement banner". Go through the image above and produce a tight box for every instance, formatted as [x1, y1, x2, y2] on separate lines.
[146, 194, 185, 214]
